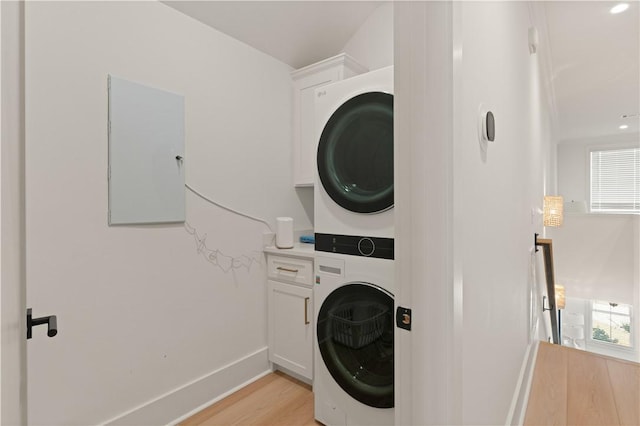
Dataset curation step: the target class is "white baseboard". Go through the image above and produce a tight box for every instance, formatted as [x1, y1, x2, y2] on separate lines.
[103, 347, 270, 426]
[505, 339, 540, 426]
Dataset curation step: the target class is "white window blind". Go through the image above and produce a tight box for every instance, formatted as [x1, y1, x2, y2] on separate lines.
[590, 147, 640, 213]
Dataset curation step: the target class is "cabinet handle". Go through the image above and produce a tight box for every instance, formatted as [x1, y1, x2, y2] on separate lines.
[276, 266, 299, 273]
[304, 297, 310, 325]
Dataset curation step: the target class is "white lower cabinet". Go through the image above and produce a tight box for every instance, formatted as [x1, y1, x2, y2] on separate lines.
[268, 279, 313, 380]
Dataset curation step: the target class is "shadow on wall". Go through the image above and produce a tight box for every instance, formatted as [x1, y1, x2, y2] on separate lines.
[296, 187, 314, 225]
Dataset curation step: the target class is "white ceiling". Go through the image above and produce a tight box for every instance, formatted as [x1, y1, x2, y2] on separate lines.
[162, 1, 383, 69]
[163, 1, 639, 143]
[543, 1, 639, 142]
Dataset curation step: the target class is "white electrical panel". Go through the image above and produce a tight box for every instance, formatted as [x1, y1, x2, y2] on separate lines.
[108, 75, 185, 225]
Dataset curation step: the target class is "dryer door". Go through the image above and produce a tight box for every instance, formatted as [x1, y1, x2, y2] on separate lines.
[317, 282, 394, 408]
[317, 92, 394, 214]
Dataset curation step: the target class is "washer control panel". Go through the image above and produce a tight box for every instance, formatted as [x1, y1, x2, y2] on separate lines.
[315, 233, 394, 260]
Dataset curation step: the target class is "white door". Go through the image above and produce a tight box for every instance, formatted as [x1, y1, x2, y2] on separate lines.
[1, 1, 28, 424]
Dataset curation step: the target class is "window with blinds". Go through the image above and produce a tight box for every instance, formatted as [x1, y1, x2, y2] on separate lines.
[590, 147, 640, 213]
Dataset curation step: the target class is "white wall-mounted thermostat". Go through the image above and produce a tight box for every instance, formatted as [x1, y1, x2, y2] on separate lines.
[483, 110, 495, 142]
[478, 104, 496, 151]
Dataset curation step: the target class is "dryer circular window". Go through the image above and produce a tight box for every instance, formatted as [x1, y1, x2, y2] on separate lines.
[316, 282, 394, 408]
[317, 92, 394, 214]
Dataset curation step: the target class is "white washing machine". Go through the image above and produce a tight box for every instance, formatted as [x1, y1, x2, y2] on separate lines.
[314, 66, 394, 240]
[314, 253, 394, 426]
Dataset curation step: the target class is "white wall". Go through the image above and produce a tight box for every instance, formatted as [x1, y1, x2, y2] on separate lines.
[548, 214, 638, 304]
[394, 2, 552, 424]
[342, 2, 393, 71]
[554, 132, 639, 361]
[456, 2, 551, 423]
[25, 2, 311, 424]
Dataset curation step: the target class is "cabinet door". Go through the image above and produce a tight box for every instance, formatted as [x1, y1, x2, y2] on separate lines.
[268, 280, 313, 380]
[291, 54, 368, 187]
[293, 68, 340, 187]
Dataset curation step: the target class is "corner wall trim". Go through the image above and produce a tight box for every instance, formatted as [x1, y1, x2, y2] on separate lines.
[505, 339, 540, 425]
[102, 347, 270, 426]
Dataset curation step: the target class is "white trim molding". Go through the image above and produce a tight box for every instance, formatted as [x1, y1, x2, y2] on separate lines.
[394, 2, 458, 424]
[103, 347, 270, 426]
[1, 1, 28, 424]
[506, 338, 540, 425]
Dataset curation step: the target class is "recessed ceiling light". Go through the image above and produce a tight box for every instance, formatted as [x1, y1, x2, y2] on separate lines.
[610, 3, 629, 14]
[619, 124, 629, 130]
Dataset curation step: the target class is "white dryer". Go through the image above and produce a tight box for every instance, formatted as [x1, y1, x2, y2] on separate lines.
[314, 66, 394, 240]
[314, 253, 394, 426]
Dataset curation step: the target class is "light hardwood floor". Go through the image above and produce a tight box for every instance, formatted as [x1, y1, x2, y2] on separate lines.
[525, 342, 640, 425]
[182, 343, 639, 425]
[179, 371, 321, 426]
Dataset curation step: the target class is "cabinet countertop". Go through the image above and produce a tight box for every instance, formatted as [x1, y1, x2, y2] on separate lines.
[264, 243, 314, 259]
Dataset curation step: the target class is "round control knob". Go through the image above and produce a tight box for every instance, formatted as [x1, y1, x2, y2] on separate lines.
[357, 238, 375, 257]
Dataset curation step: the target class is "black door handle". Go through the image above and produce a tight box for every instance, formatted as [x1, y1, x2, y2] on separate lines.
[27, 308, 58, 339]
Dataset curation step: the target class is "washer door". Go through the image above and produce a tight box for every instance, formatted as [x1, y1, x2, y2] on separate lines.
[317, 282, 394, 408]
[317, 92, 394, 214]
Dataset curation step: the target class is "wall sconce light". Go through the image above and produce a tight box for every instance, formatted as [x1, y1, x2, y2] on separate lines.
[543, 196, 563, 227]
[555, 285, 565, 310]
[555, 284, 566, 345]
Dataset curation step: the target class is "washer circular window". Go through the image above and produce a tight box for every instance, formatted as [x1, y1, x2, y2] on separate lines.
[317, 92, 394, 213]
[317, 283, 394, 408]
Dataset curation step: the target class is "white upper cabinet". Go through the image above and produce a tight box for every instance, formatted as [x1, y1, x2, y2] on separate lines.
[291, 53, 367, 187]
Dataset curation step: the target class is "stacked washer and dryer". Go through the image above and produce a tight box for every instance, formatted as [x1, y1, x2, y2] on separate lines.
[313, 66, 395, 426]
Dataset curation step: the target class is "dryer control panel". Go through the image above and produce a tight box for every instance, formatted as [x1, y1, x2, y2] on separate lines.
[315, 233, 394, 260]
